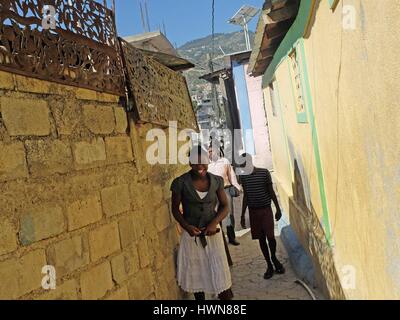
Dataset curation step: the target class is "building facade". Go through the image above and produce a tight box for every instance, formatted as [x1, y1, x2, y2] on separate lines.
[249, 0, 400, 299]
[228, 51, 273, 169]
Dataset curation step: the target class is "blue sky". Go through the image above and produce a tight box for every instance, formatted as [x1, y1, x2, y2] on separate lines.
[114, 0, 264, 47]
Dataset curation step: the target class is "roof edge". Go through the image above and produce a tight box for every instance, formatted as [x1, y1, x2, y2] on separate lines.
[248, 0, 302, 78]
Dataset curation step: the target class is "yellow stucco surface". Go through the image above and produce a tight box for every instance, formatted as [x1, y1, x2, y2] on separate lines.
[264, 0, 400, 299]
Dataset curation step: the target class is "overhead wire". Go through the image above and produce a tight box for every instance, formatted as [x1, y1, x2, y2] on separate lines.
[211, 0, 215, 72]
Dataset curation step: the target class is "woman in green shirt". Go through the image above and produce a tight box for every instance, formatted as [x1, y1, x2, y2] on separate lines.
[170, 145, 233, 300]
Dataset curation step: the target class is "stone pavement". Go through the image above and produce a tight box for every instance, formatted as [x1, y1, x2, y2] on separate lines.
[229, 231, 314, 300]
[182, 195, 322, 300]
[182, 231, 319, 300]
[226, 194, 322, 300]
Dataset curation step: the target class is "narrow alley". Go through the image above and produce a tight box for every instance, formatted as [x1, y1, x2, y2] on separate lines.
[0, 0, 399, 303]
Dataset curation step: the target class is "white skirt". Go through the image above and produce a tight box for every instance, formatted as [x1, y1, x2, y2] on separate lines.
[177, 230, 232, 295]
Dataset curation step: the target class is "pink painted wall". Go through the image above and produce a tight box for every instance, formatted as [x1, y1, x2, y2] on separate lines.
[244, 63, 273, 170]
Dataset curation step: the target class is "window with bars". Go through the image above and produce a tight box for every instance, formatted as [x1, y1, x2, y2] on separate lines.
[288, 46, 308, 123]
[289, 49, 306, 114]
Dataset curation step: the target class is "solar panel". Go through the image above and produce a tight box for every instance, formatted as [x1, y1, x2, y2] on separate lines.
[228, 5, 260, 26]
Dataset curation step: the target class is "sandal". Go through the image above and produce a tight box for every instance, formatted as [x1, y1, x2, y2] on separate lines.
[263, 267, 274, 279]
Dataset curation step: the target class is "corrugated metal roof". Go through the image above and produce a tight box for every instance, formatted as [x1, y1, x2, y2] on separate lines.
[123, 31, 177, 56]
[139, 49, 194, 72]
[124, 31, 194, 71]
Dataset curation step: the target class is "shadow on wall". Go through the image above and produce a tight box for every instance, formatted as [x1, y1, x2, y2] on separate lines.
[280, 224, 317, 287]
[287, 159, 346, 299]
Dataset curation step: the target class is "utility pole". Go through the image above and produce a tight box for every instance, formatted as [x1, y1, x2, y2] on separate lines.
[207, 53, 217, 114]
[207, 53, 223, 129]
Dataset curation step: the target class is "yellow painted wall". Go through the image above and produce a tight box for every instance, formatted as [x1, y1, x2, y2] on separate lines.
[264, 0, 400, 299]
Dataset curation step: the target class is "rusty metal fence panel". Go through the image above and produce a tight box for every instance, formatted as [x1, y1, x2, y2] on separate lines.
[0, 0, 198, 129]
[0, 0, 125, 95]
[119, 38, 198, 130]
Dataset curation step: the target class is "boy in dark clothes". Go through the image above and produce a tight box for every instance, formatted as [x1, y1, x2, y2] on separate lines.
[239, 153, 285, 279]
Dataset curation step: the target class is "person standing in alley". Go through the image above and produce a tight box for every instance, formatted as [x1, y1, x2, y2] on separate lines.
[239, 153, 285, 279]
[170, 145, 233, 300]
[208, 142, 242, 246]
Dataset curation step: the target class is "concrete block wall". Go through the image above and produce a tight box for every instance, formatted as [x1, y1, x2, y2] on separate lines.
[0, 70, 188, 300]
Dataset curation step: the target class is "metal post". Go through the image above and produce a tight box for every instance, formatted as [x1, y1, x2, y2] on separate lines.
[245, 23, 251, 50]
[228, 5, 259, 51]
[112, 0, 115, 15]
[242, 16, 251, 51]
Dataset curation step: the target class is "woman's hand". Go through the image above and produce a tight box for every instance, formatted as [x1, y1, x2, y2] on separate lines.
[185, 225, 202, 237]
[275, 208, 282, 221]
[204, 222, 219, 236]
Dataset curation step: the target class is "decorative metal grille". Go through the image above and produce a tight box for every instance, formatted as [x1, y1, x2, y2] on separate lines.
[119, 38, 198, 129]
[289, 49, 305, 114]
[0, 0, 125, 95]
[0, 0, 198, 129]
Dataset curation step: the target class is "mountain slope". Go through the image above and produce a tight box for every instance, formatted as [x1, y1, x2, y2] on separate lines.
[177, 31, 255, 97]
